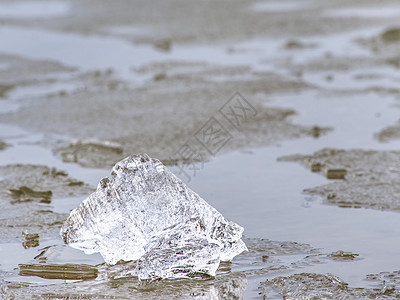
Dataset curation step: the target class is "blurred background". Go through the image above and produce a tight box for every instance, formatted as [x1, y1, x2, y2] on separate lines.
[1, 0, 400, 298]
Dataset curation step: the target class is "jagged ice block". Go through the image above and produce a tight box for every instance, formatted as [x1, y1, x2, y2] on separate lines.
[60, 154, 247, 279]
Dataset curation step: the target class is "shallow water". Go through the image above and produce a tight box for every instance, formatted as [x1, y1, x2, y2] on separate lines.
[1, 0, 400, 299]
[0, 1, 70, 19]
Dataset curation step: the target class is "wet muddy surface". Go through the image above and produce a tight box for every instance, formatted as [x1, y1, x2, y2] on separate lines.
[261, 272, 400, 299]
[2, 238, 346, 299]
[280, 149, 400, 211]
[1, 0, 400, 299]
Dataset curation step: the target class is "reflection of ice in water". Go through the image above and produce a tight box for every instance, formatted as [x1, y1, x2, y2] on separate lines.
[0, 1, 70, 19]
[12, 261, 249, 299]
[61, 154, 247, 279]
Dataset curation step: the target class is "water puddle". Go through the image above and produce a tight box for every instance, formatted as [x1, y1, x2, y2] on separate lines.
[0, 27, 163, 83]
[0, 20, 388, 92]
[302, 67, 400, 91]
[7, 81, 78, 101]
[0, 100, 19, 114]
[0, 123, 108, 187]
[168, 91, 400, 296]
[0, 26, 273, 84]
[230, 26, 380, 83]
[102, 25, 156, 38]
[184, 146, 400, 280]
[324, 6, 400, 19]
[251, 1, 312, 13]
[268, 90, 400, 150]
[0, 1, 70, 19]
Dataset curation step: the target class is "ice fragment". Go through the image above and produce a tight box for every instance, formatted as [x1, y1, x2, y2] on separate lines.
[60, 154, 247, 278]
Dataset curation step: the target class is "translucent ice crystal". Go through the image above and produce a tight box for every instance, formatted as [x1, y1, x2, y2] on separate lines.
[60, 154, 247, 279]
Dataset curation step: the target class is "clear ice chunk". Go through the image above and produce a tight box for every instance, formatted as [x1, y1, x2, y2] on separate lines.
[60, 154, 247, 279]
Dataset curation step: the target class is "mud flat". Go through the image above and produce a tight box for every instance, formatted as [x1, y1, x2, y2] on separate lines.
[2, 238, 347, 299]
[2, 0, 400, 299]
[261, 271, 400, 299]
[1, 70, 320, 169]
[0, 164, 93, 242]
[280, 148, 400, 210]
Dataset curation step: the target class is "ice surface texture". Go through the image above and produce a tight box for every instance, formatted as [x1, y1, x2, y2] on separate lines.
[60, 154, 247, 279]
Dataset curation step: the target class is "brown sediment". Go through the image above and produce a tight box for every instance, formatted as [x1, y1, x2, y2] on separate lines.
[325, 168, 347, 180]
[381, 28, 400, 43]
[0, 140, 9, 151]
[19, 263, 98, 280]
[22, 230, 40, 249]
[8, 186, 53, 203]
[376, 120, 400, 142]
[328, 250, 359, 261]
